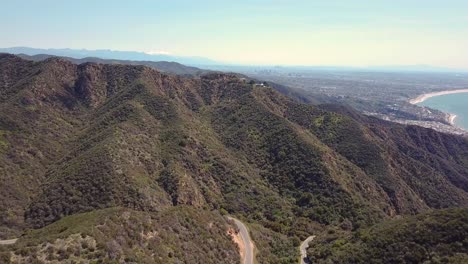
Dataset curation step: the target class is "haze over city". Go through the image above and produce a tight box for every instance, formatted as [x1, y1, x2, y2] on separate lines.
[2, 0, 468, 68]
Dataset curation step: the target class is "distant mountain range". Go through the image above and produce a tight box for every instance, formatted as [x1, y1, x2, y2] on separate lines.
[0, 47, 218, 66]
[1, 47, 466, 73]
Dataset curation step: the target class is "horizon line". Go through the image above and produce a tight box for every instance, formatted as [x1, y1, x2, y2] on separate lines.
[2, 46, 468, 72]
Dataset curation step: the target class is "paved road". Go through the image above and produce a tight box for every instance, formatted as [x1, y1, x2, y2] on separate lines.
[300, 236, 316, 264]
[227, 216, 255, 264]
[0, 238, 18, 245]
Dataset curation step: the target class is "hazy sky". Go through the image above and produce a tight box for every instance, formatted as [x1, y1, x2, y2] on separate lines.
[2, 0, 468, 67]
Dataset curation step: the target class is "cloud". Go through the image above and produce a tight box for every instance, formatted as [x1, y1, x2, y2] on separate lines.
[144, 49, 172, 55]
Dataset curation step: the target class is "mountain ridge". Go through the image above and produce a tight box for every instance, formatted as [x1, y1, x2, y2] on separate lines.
[0, 47, 218, 66]
[12, 53, 211, 76]
[0, 54, 467, 263]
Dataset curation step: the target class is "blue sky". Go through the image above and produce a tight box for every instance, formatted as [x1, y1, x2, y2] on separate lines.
[1, 0, 468, 67]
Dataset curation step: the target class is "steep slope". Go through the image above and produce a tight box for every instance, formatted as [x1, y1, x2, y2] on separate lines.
[0, 54, 86, 238]
[1, 54, 467, 263]
[307, 208, 468, 264]
[1, 207, 239, 264]
[289, 104, 468, 214]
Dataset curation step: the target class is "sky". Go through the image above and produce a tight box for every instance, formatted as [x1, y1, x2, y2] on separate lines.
[1, 0, 468, 68]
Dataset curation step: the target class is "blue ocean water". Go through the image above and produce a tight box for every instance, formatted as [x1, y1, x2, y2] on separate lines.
[418, 93, 468, 130]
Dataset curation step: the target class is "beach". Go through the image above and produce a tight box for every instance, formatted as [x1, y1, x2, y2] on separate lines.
[410, 89, 468, 128]
[409, 89, 468, 104]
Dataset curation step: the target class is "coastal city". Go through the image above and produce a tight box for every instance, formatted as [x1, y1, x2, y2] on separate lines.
[366, 112, 467, 136]
[399, 89, 468, 135]
[234, 67, 468, 136]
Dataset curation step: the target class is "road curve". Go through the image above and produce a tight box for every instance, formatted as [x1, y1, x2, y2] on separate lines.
[226, 216, 255, 264]
[0, 238, 18, 245]
[300, 236, 316, 264]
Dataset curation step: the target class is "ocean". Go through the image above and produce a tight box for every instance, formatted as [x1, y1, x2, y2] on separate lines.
[418, 92, 468, 130]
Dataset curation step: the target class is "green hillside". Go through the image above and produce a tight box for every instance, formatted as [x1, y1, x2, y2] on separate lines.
[0, 54, 467, 263]
[1, 207, 239, 263]
[307, 208, 468, 264]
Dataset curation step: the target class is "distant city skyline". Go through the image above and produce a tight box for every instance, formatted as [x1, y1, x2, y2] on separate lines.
[1, 0, 468, 68]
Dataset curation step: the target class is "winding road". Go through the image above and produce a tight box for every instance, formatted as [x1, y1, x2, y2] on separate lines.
[300, 236, 316, 264]
[1, 220, 313, 264]
[226, 216, 255, 264]
[0, 238, 18, 245]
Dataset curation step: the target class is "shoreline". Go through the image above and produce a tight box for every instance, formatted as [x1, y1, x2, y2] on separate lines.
[410, 89, 468, 129]
[409, 89, 468, 104]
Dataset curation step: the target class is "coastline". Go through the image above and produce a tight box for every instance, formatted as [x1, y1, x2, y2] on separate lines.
[409, 89, 468, 130]
[409, 89, 468, 104]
